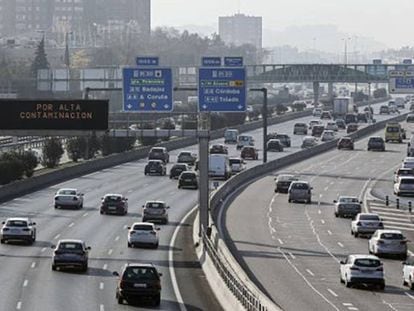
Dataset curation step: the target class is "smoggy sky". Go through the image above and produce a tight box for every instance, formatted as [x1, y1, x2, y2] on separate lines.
[152, 0, 413, 48]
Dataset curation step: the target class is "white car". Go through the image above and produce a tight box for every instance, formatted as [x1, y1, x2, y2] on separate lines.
[54, 188, 84, 209]
[403, 256, 414, 290]
[394, 176, 414, 196]
[229, 157, 245, 174]
[313, 108, 322, 117]
[368, 229, 408, 259]
[351, 213, 384, 237]
[127, 222, 159, 248]
[325, 121, 338, 132]
[340, 254, 385, 289]
[0, 217, 36, 244]
[334, 196, 362, 218]
[308, 119, 321, 129]
[321, 130, 335, 142]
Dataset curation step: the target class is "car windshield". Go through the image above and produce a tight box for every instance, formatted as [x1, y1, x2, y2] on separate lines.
[398, 170, 413, 175]
[359, 215, 380, 221]
[386, 127, 400, 132]
[380, 233, 404, 240]
[6, 220, 28, 227]
[58, 190, 77, 195]
[339, 197, 359, 203]
[278, 175, 294, 181]
[354, 259, 381, 267]
[104, 196, 122, 202]
[58, 243, 83, 251]
[151, 148, 164, 153]
[239, 136, 251, 141]
[181, 173, 195, 179]
[292, 183, 308, 189]
[369, 138, 383, 143]
[230, 159, 241, 165]
[174, 164, 187, 170]
[123, 267, 158, 281]
[400, 178, 414, 184]
[146, 202, 165, 209]
[149, 161, 161, 166]
[133, 225, 153, 231]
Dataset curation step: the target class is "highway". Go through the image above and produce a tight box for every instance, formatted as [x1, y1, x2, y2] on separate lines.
[222, 122, 414, 311]
[0, 99, 407, 311]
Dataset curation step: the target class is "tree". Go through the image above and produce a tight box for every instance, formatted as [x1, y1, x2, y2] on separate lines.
[42, 138, 64, 168]
[31, 37, 49, 77]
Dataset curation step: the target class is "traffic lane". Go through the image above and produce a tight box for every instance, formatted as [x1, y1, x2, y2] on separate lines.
[223, 131, 414, 311]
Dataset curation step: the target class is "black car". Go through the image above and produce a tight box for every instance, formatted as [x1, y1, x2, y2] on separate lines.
[169, 163, 189, 179]
[357, 112, 368, 123]
[335, 119, 346, 129]
[148, 147, 169, 163]
[144, 160, 166, 176]
[267, 139, 284, 152]
[51, 239, 91, 272]
[177, 151, 196, 166]
[209, 144, 228, 154]
[100, 194, 128, 215]
[345, 113, 358, 124]
[337, 137, 354, 150]
[368, 136, 385, 151]
[114, 263, 162, 306]
[275, 134, 291, 147]
[274, 174, 298, 193]
[178, 171, 198, 189]
[312, 125, 325, 137]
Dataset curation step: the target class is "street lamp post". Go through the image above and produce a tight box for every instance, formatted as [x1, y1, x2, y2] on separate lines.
[342, 37, 351, 65]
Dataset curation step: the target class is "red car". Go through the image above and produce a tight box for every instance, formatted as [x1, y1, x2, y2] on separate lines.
[241, 146, 258, 160]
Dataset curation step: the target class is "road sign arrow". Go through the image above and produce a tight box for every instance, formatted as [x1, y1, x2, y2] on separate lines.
[127, 104, 132, 109]
[164, 104, 169, 109]
[238, 105, 242, 109]
[202, 104, 207, 109]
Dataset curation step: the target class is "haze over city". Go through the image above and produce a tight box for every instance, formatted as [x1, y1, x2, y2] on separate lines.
[152, 0, 413, 49]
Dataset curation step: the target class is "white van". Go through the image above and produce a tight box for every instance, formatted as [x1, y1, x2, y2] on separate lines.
[236, 135, 254, 150]
[209, 154, 231, 180]
[224, 129, 239, 144]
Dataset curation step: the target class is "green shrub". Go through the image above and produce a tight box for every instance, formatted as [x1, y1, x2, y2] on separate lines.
[42, 138, 64, 168]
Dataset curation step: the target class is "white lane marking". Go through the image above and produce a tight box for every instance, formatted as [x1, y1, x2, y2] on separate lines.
[31, 262, 36, 269]
[99, 282, 104, 290]
[143, 183, 149, 187]
[338, 242, 344, 248]
[278, 238, 284, 245]
[327, 288, 338, 297]
[382, 299, 398, 311]
[405, 292, 414, 300]
[270, 227, 276, 234]
[324, 186, 329, 191]
[318, 210, 321, 214]
[53, 234, 61, 240]
[68, 222, 74, 228]
[169, 205, 196, 311]
[169, 191, 176, 195]
[41, 247, 47, 252]
[123, 225, 128, 230]
[100, 304, 104, 311]
[327, 230, 332, 235]
[306, 269, 315, 276]
[23, 280, 28, 287]
[321, 219, 325, 224]
[16, 302, 22, 310]
[108, 249, 113, 255]
[288, 252, 296, 260]
[103, 264, 108, 270]
[83, 212, 89, 217]
[269, 207, 272, 212]
[343, 303, 353, 306]
[114, 236, 120, 242]
[348, 308, 358, 311]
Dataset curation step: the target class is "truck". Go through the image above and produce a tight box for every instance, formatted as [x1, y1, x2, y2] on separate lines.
[333, 97, 354, 119]
[209, 154, 231, 180]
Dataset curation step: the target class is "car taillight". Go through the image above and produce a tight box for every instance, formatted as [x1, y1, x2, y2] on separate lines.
[378, 240, 384, 244]
[22, 228, 30, 232]
[379, 222, 384, 227]
[376, 266, 384, 271]
[350, 266, 359, 271]
[155, 280, 161, 290]
[356, 222, 362, 226]
[400, 240, 407, 244]
[73, 197, 78, 201]
[2, 228, 9, 231]
[150, 231, 156, 235]
[54, 250, 63, 255]
[129, 231, 135, 234]
[119, 281, 127, 289]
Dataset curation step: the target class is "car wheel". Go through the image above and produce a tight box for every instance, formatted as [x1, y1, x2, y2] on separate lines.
[154, 242, 159, 249]
[54, 205, 58, 209]
[178, 185, 181, 189]
[288, 199, 292, 203]
[410, 278, 414, 290]
[169, 175, 173, 179]
[82, 263, 88, 272]
[334, 212, 339, 218]
[378, 283, 385, 290]
[52, 264, 56, 271]
[307, 199, 311, 204]
[80, 203, 83, 209]
[117, 296, 123, 305]
[153, 294, 161, 307]
[142, 218, 146, 222]
[100, 210, 103, 215]
[0, 239, 4, 244]
[127, 242, 132, 248]
[354, 232, 359, 238]
[345, 277, 352, 288]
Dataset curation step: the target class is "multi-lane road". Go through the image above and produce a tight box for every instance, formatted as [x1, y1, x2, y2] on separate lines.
[0, 99, 408, 311]
[222, 121, 414, 310]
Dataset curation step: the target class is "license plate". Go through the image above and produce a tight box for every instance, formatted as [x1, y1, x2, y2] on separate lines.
[108, 206, 116, 210]
[362, 269, 373, 273]
[150, 170, 156, 172]
[134, 283, 147, 288]
[184, 179, 191, 182]
[11, 229, 20, 233]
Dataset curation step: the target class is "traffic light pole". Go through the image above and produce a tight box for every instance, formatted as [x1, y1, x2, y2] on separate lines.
[250, 88, 268, 163]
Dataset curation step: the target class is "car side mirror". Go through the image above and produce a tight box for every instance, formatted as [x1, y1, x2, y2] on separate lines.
[360, 201, 363, 204]
[333, 200, 337, 203]
[402, 262, 407, 265]
[310, 187, 313, 190]
[340, 260, 345, 265]
[80, 193, 84, 196]
[125, 198, 128, 201]
[1, 221, 4, 224]
[158, 273, 163, 277]
[51, 245, 56, 249]
[156, 228, 161, 231]
[32, 222, 36, 225]
[127, 226, 131, 230]
[142, 205, 144, 208]
[167, 206, 170, 209]
[112, 271, 119, 277]
[87, 246, 91, 250]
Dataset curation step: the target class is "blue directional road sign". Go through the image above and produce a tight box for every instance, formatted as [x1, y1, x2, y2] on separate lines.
[136, 57, 159, 66]
[389, 70, 414, 94]
[198, 67, 246, 112]
[224, 57, 243, 67]
[122, 67, 173, 112]
[202, 57, 222, 67]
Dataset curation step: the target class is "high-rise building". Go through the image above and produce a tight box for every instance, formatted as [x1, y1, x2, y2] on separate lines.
[219, 13, 262, 50]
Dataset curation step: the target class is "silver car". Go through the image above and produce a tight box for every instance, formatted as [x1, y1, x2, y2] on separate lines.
[351, 213, 384, 237]
[0, 217, 36, 244]
[334, 196, 362, 218]
[127, 222, 159, 248]
[368, 229, 408, 259]
[54, 188, 84, 209]
[288, 181, 312, 203]
[142, 201, 169, 224]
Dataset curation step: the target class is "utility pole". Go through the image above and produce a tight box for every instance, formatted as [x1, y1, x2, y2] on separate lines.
[250, 88, 268, 163]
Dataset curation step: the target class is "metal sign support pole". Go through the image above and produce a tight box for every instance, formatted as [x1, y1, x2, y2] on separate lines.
[250, 87, 268, 163]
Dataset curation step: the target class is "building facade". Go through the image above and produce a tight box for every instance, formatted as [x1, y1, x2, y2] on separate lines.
[218, 13, 262, 50]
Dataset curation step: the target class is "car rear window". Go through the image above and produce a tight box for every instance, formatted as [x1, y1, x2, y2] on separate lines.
[369, 138, 383, 143]
[400, 178, 414, 184]
[133, 225, 153, 231]
[146, 202, 165, 209]
[292, 183, 309, 189]
[354, 259, 381, 267]
[380, 233, 404, 240]
[359, 215, 380, 221]
[229, 159, 241, 165]
[386, 127, 400, 133]
[6, 220, 28, 227]
[174, 164, 187, 170]
[151, 148, 164, 153]
[123, 267, 158, 281]
[59, 243, 83, 251]
[278, 175, 294, 182]
[339, 197, 359, 203]
[104, 196, 122, 202]
[181, 172, 195, 178]
[58, 190, 76, 195]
